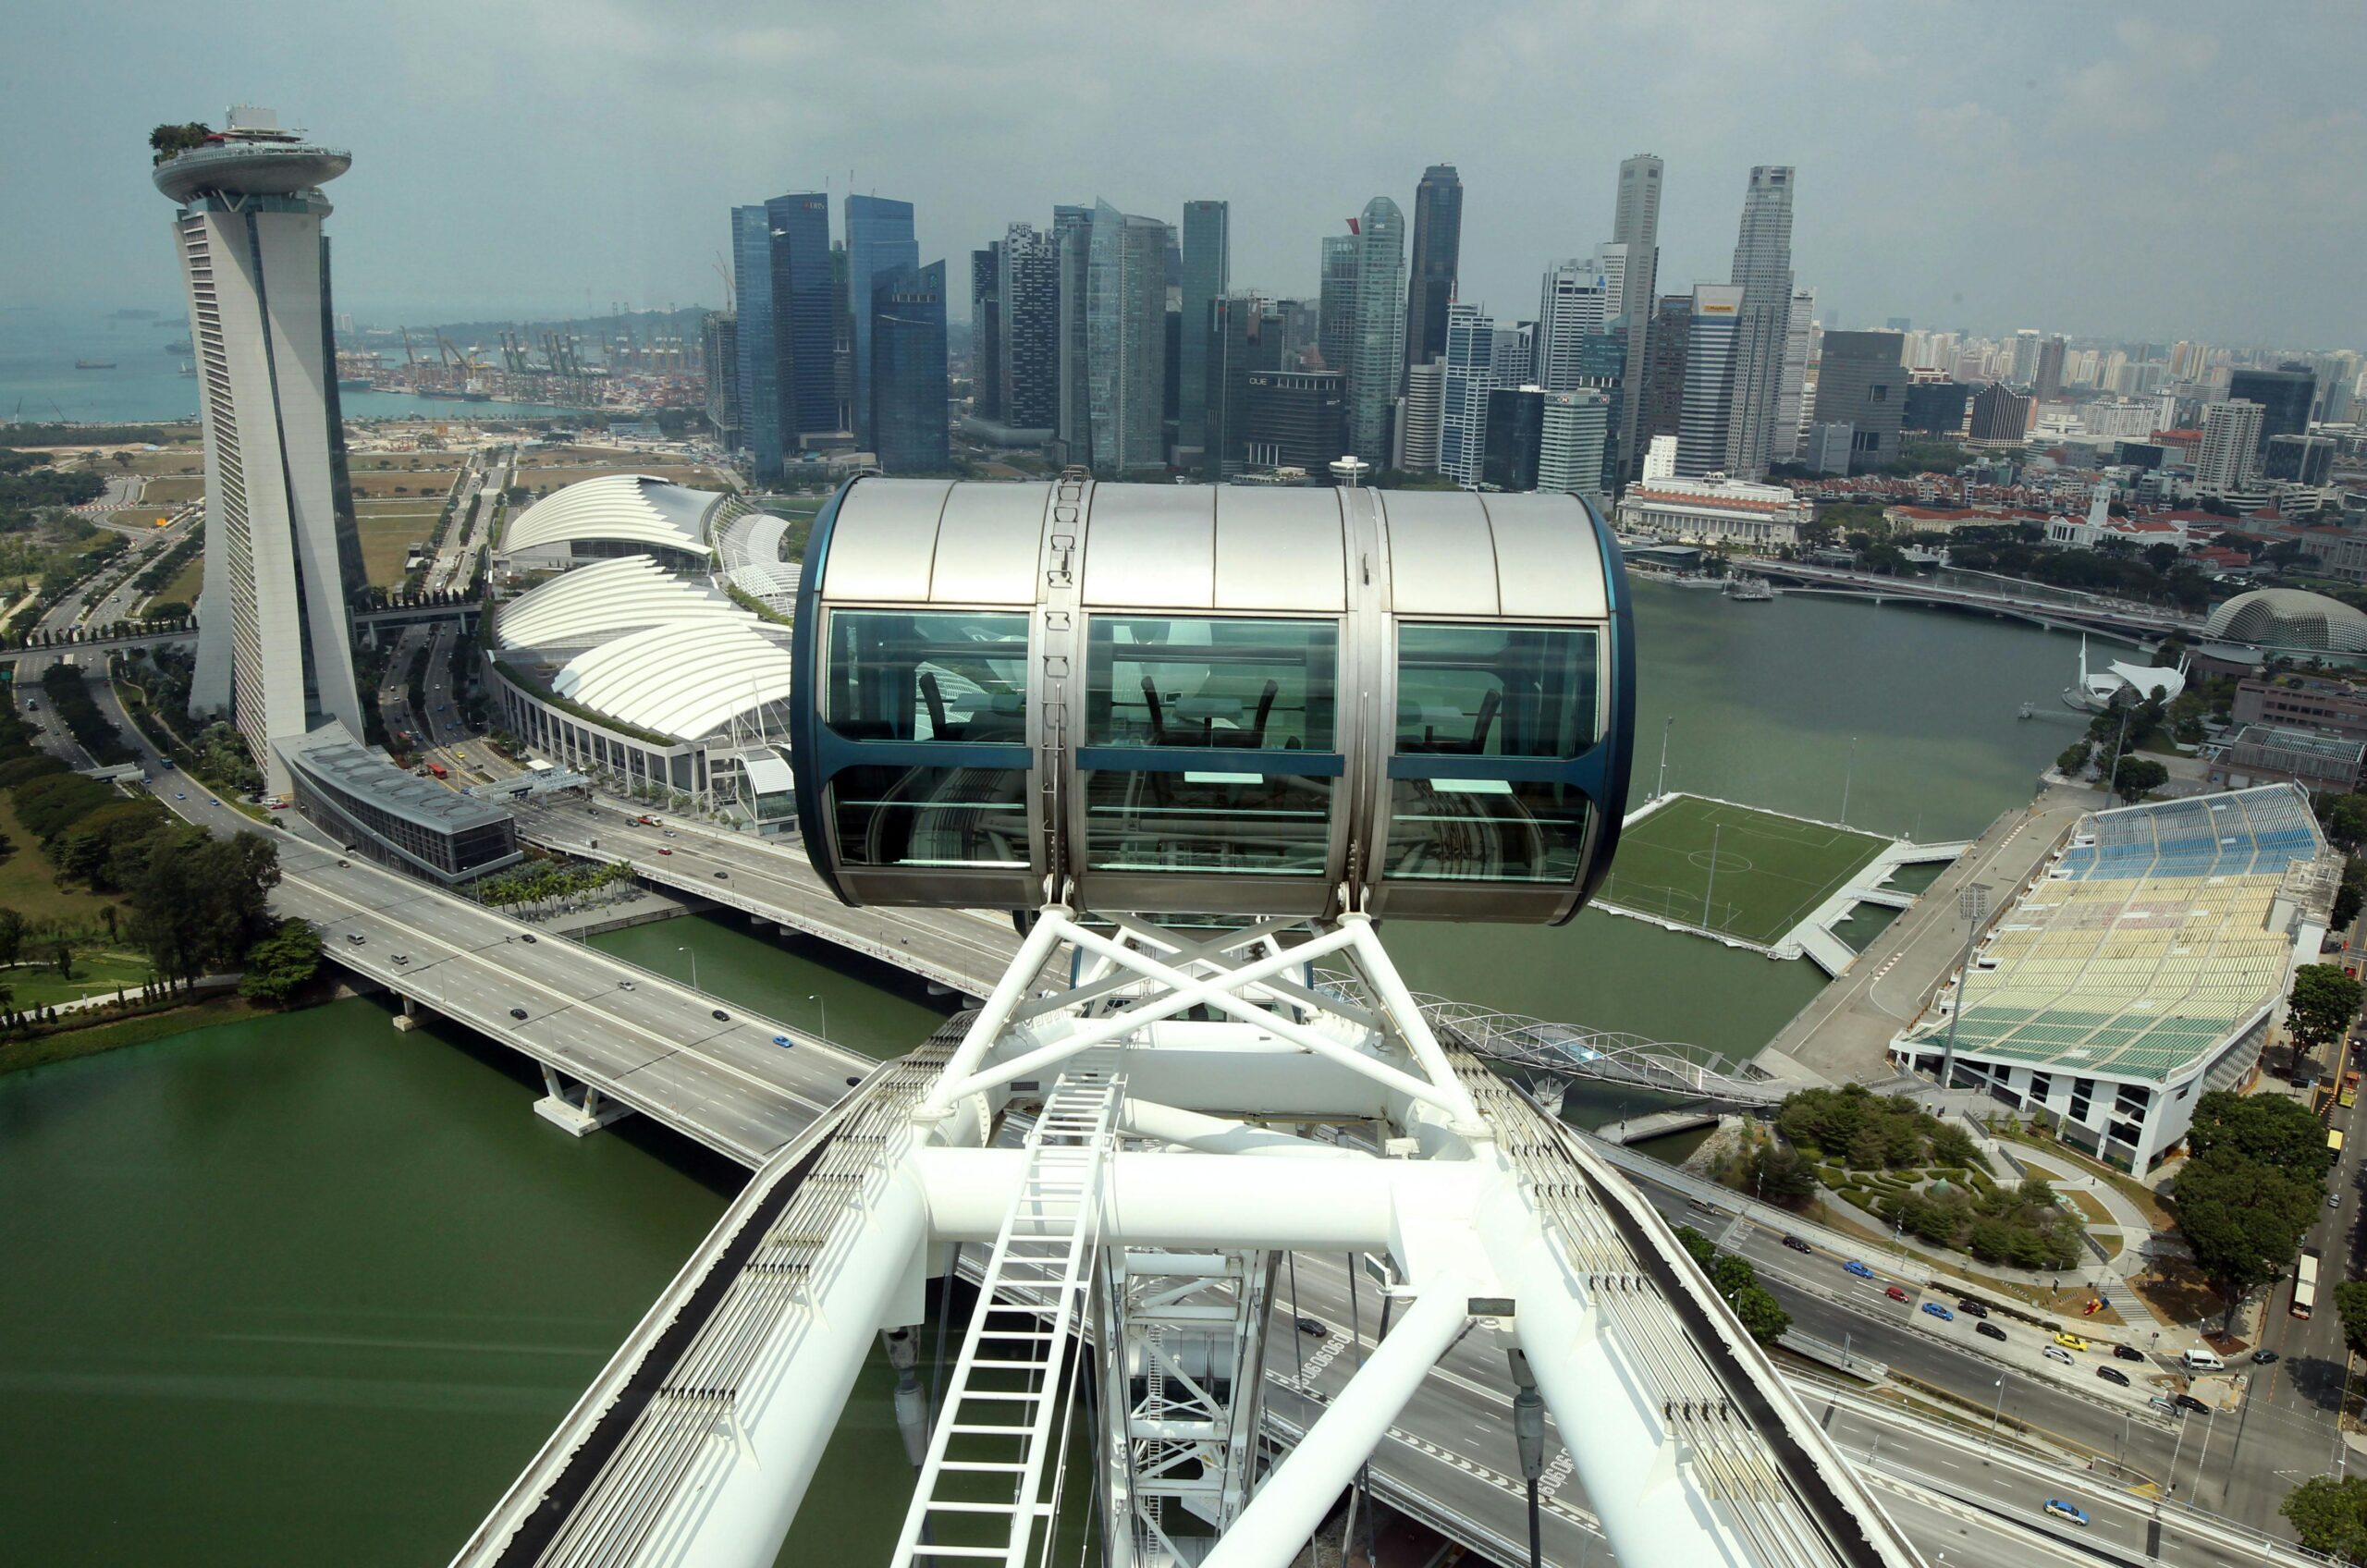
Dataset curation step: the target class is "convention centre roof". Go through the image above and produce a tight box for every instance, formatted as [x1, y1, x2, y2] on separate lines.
[2204, 588, 2367, 654]
[503, 474, 726, 558]
[496, 556, 737, 650]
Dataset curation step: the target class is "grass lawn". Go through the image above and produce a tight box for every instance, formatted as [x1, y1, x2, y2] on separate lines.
[353, 512, 438, 586]
[1599, 794, 1889, 946]
[0, 792, 124, 926]
[1993, 1122, 2176, 1230]
[153, 549, 205, 609]
[4, 949, 153, 1010]
[117, 450, 206, 477]
[104, 509, 179, 533]
[350, 469, 459, 499]
[140, 475, 205, 504]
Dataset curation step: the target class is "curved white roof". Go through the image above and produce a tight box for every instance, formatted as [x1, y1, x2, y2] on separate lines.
[553, 619, 794, 741]
[2205, 588, 2367, 653]
[497, 556, 738, 650]
[505, 473, 721, 557]
[720, 510, 791, 572]
[2080, 660, 2187, 705]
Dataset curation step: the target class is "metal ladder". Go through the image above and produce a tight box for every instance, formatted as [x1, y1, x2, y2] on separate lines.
[891, 1056, 1124, 1566]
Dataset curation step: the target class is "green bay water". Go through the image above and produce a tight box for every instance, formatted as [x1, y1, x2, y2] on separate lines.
[0, 584, 2105, 1564]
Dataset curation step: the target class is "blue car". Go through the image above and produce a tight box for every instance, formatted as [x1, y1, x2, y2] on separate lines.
[1921, 1302, 1955, 1322]
[1843, 1260, 1875, 1280]
[771, 1035, 793, 1048]
[2042, 1499, 2090, 1527]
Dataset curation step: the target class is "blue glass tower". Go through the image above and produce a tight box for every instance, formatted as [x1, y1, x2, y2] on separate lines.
[845, 194, 918, 447]
[730, 204, 782, 478]
[765, 192, 837, 451]
[870, 260, 950, 474]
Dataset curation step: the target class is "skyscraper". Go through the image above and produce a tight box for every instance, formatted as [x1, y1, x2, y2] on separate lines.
[1675, 284, 1744, 477]
[730, 205, 782, 477]
[1244, 368, 1345, 477]
[1482, 386, 1545, 492]
[1440, 300, 1495, 486]
[1052, 204, 1094, 464]
[1610, 154, 1664, 481]
[2196, 399, 2264, 496]
[1204, 291, 1280, 480]
[154, 105, 365, 796]
[1535, 257, 1613, 391]
[1405, 165, 1463, 371]
[999, 224, 1059, 431]
[1318, 233, 1359, 374]
[1814, 330, 1906, 473]
[829, 242, 854, 435]
[1645, 293, 1691, 442]
[1345, 197, 1408, 463]
[845, 195, 918, 445]
[1539, 388, 1613, 505]
[1085, 201, 1170, 474]
[1723, 165, 1796, 479]
[871, 260, 950, 473]
[1772, 285, 1816, 463]
[2227, 364, 2316, 455]
[1178, 201, 1231, 476]
[2008, 330, 2042, 387]
[1395, 359, 1444, 472]
[971, 245, 1002, 422]
[2034, 335, 2067, 403]
[702, 311, 740, 449]
[766, 192, 837, 448]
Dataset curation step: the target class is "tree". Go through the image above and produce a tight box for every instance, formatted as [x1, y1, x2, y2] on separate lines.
[2338, 858, 2367, 933]
[1729, 1280, 1791, 1344]
[2111, 755, 2168, 802]
[2186, 1090, 2336, 1173]
[2318, 794, 2367, 853]
[2054, 740, 2091, 774]
[2336, 1280, 2367, 1364]
[1674, 1226, 1716, 1268]
[0, 907, 23, 968]
[48, 938, 71, 979]
[1749, 1141, 1818, 1203]
[238, 919, 323, 1006]
[2176, 1155, 2322, 1328]
[2282, 1476, 2367, 1564]
[1929, 1121, 1980, 1168]
[148, 123, 213, 165]
[2288, 964, 2365, 1055]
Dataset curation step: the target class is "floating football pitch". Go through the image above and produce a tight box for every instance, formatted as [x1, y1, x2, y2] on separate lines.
[1598, 794, 1891, 947]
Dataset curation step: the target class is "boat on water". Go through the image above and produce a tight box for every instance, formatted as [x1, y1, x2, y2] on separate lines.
[1668, 572, 1727, 589]
[178, 361, 196, 377]
[2063, 633, 2186, 712]
[1725, 576, 1775, 602]
[337, 376, 374, 390]
[73, 359, 116, 370]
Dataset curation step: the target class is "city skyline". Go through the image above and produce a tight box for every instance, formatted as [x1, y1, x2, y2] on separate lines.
[14, 4, 2364, 348]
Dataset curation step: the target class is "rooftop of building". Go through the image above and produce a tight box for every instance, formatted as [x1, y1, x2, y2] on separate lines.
[503, 473, 733, 558]
[278, 721, 514, 837]
[2225, 724, 2367, 762]
[1623, 474, 1800, 511]
[1907, 785, 2328, 1084]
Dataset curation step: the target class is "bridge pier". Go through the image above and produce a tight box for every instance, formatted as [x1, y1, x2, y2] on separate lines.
[391, 996, 420, 1032]
[533, 1064, 635, 1137]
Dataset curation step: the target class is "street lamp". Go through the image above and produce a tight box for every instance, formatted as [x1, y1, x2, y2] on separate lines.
[1987, 1376, 2005, 1451]
[1840, 736, 1858, 825]
[808, 991, 828, 1044]
[678, 944, 699, 993]
[1655, 716, 1674, 801]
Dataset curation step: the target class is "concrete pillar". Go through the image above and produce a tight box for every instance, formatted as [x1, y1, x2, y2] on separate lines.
[533, 1064, 635, 1137]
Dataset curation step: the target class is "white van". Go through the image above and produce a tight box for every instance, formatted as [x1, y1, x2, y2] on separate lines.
[2181, 1348, 2225, 1372]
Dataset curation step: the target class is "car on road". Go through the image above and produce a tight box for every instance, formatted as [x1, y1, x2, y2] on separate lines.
[346, 932, 365, 945]
[392, 954, 409, 965]
[2096, 1366, 2129, 1386]
[2042, 1500, 2090, 1527]
[2113, 1344, 2145, 1362]
[1842, 1260, 1874, 1280]
[337, 859, 349, 868]
[2173, 1393, 2209, 1414]
[2053, 1331, 2091, 1352]
[2330, 1194, 2342, 1208]
[711, 1008, 730, 1021]
[2252, 1348, 2280, 1365]
[1920, 1302, 1954, 1322]
[658, 848, 672, 855]
[2043, 1345, 2074, 1366]
[2150, 1396, 2178, 1415]
[521, 934, 536, 944]
[174, 791, 186, 801]
[509, 1007, 529, 1021]
[1955, 1299, 1989, 1317]
[1976, 1321, 2007, 1342]
[1884, 1284, 1908, 1303]
[1781, 1234, 1811, 1254]
[1296, 1317, 1329, 1338]
[618, 980, 636, 991]
[713, 870, 728, 879]
[771, 1035, 793, 1048]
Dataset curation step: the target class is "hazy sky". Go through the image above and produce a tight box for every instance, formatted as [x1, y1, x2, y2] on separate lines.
[9, 1, 2362, 348]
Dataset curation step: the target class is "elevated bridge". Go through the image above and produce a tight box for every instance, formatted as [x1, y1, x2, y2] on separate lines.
[1739, 557, 2204, 643]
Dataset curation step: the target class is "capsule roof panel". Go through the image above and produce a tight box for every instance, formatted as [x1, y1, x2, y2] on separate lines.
[1377, 491, 1607, 619]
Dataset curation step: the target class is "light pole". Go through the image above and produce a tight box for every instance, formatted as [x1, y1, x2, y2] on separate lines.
[1987, 1376, 2005, 1451]
[808, 991, 828, 1044]
[1655, 716, 1674, 801]
[1840, 735, 1858, 825]
[1939, 883, 1993, 1090]
[678, 944, 699, 993]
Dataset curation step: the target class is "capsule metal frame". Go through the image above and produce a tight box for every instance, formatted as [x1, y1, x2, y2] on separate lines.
[790, 474, 1634, 925]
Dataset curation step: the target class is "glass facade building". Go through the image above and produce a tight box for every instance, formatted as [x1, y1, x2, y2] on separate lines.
[870, 261, 950, 474]
[846, 195, 919, 446]
[1346, 197, 1408, 463]
[1085, 202, 1171, 474]
[1405, 165, 1463, 372]
[1178, 201, 1231, 476]
[730, 206, 781, 477]
[765, 192, 837, 450]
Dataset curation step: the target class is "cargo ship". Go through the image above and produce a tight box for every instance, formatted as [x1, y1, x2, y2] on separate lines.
[73, 359, 117, 370]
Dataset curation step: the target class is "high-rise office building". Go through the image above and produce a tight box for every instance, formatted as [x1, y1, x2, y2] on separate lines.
[998, 224, 1059, 431]
[1645, 293, 1691, 442]
[1967, 382, 2032, 447]
[154, 105, 365, 795]
[1395, 359, 1444, 473]
[1772, 285, 1816, 462]
[871, 260, 950, 473]
[1178, 201, 1231, 476]
[2008, 329, 2042, 387]
[971, 245, 1002, 422]
[1490, 325, 1535, 391]
[1611, 153, 1663, 482]
[1440, 301, 1495, 487]
[1052, 204, 1094, 465]
[2265, 433, 2336, 488]
[1345, 197, 1408, 463]
[702, 311, 740, 449]
[730, 205, 782, 477]
[1675, 284, 1744, 477]
[1482, 386, 1546, 492]
[830, 242, 854, 434]
[2196, 399, 2265, 496]
[1085, 201, 1171, 474]
[766, 192, 837, 448]
[1245, 368, 1346, 476]
[1318, 232, 1359, 376]
[1535, 258, 1613, 391]
[1814, 330, 1906, 473]
[1723, 165, 1796, 479]
[2227, 364, 2316, 455]
[845, 194, 917, 445]
[2034, 335, 2067, 402]
[1539, 388, 1613, 505]
[1405, 165, 1464, 371]
[1204, 291, 1281, 481]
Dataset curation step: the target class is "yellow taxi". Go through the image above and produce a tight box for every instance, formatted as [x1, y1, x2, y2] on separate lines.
[2053, 1331, 2091, 1353]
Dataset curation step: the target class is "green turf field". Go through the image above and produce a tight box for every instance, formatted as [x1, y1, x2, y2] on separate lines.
[1599, 794, 1889, 946]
